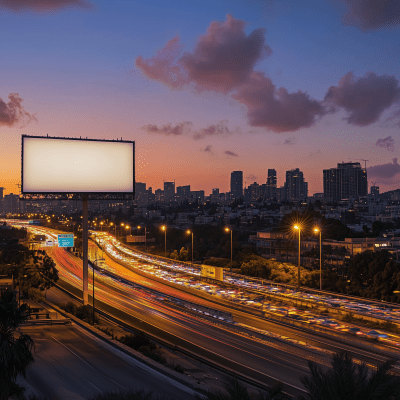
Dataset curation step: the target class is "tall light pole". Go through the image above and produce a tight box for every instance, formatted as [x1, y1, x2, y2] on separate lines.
[92, 258, 105, 325]
[294, 225, 301, 288]
[225, 227, 233, 273]
[138, 226, 147, 253]
[187, 230, 193, 268]
[125, 225, 131, 236]
[100, 221, 104, 231]
[161, 225, 166, 258]
[120, 223, 125, 239]
[109, 222, 116, 237]
[314, 227, 322, 290]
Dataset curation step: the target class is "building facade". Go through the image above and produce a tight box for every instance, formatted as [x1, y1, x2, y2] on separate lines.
[230, 171, 243, 200]
[285, 168, 308, 201]
[323, 162, 368, 201]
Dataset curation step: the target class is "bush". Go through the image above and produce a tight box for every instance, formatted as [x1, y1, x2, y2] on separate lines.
[27, 287, 45, 302]
[58, 302, 99, 324]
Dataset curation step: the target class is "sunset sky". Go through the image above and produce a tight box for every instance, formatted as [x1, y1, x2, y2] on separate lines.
[1, 0, 400, 196]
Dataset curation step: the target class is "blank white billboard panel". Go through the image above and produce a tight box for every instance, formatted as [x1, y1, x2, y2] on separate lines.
[22, 136, 134, 193]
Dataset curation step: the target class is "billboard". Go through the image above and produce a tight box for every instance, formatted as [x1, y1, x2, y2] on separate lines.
[201, 265, 224, 281]
[21, 135, 135, 194]
[57, 234, 74, 248]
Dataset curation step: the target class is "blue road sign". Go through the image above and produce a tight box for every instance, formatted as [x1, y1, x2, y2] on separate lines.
[57, 234, 74, 248]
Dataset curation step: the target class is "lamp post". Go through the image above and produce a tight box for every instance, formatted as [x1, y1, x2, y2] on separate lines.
[225, 227, 233, 273]
[92, 258, 105, 325]
[138, 226, 147, 253]
[186, 230, 193, 268]
[120, 223, 125, 239]
[314, 227, 322, 290]
[110, 222, 116, 237]
[100, 222, 103, 231]
[294, 225, 301, 288]
[161, 225, 166, 258]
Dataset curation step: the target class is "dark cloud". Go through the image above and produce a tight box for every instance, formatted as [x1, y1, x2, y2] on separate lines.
[324, 72, 400, 126]
[337, 0, 400, 31]
[179, 14, 271, 94]
[136, 15, 271, 94]
[202, 145, 213, 153]
[224, 150, 239, 157]
[284, 137, 296, 145]
[0, 0, 93, 12]
[368, 158, 400, 178]
[136, 15, 400, 133]
[193, 121, 232, 140]
[233, 72, 326, 133]
[376, 136, 395, 151]
[0, 93, 36, 127]
[142, 121, 192, 136]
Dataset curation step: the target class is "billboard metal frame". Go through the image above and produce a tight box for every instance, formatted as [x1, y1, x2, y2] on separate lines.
[20, 135, 135, 200]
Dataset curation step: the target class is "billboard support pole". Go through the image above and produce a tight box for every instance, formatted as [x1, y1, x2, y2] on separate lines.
[82, 194, 89, 305]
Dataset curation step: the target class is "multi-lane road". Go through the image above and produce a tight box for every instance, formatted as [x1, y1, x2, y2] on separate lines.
[23, 325, 197, 400]
[12, 223, 400, 395]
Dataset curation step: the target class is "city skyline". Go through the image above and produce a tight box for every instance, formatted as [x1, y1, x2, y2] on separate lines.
[1, 1, 400, 196]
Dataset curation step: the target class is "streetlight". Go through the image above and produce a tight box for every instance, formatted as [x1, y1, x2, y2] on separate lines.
[100, 222, 104, 231]
[125, 225, 131, 236]
[161, 225, 166, 258]
[110, 222, 116, 237]
[186, 230, 194, 268]
[138, 225, 147, 253]
[314, 227, 322, 291]
[225, 227, 233, 273]
[294, 225, 301, 288]
[120, 223, 125, 239]
[92, 258, 105, 325]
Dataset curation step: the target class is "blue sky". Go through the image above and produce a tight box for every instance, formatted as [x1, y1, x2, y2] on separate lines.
[1, 0, 400, 195]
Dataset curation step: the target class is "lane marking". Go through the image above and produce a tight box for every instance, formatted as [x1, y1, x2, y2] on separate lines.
[51, 336, 127, 391]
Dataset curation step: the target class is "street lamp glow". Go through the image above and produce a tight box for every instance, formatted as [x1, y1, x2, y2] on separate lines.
[314, 226, 322, 290]
[161, 225, 167, 257]
[225, 227, 233, 273]
[294, 224, 301, 288]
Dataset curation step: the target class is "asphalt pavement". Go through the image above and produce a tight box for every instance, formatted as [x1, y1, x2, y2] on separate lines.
[22, 324, 198, 400]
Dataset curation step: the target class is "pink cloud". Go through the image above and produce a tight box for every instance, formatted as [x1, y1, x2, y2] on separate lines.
[142, 121, 192, 136]
[193, 121, 232, 140]
[136, 15, 270, 94]
[135, 37, 187, 90]
[337, 0, 400, 31]
[0, 93, 36, 127]
[324, 72, 400, 126]
[0, 0, 93, 12]
[233, 72, 325, 132]
[180, 14, 271, 94]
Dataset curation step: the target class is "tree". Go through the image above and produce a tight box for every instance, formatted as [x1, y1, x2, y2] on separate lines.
[0, 289, 35, 400]
[299, 351, 400, 400]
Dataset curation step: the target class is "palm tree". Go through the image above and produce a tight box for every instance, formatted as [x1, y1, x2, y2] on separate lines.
[0, 289, 35, 400]
[299, 351, 400, 400]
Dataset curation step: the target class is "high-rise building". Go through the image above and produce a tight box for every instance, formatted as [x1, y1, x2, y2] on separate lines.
[266, 169, 277, 200]
[230, 171, 243, 199]
[285, 169, 308, 201]
[323, 162, 367, 201]
[163, 182, 175, 202]
[176, 185, 191, 200]
[135, 182, 146, 200]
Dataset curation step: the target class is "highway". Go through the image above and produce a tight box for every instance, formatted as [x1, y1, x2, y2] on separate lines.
[12, 223, 400, 395]
[23, 325, 197, 400]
